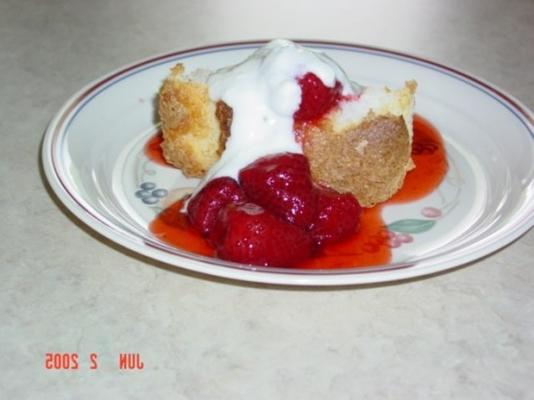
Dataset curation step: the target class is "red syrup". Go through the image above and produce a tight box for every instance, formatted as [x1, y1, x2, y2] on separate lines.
[148, 115, 448, 269]
[145, 131, 169, 166]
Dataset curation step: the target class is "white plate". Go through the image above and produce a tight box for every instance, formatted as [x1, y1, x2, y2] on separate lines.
[42, 41, 534, 286]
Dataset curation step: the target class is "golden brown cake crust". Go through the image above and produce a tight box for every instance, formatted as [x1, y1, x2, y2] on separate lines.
[302, 114, 414, 207]
[158, 64, 225, 177]
[215, 100, 232, 155]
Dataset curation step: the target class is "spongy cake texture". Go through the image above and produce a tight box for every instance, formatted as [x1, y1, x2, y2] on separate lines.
[158, 64, 231, 177]
[302, 114, 413, 207]
[301, 81, 416, 206]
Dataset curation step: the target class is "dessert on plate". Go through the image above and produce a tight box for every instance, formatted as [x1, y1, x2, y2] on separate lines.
[156, 39, 417, 267]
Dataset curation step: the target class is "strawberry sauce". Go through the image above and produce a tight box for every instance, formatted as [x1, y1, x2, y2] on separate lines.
[144, 132, 169, 166]
[149, 115, 448, 269]
[150, 199, 214, 257]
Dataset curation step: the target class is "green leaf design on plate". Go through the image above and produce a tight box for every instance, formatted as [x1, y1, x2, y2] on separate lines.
[387, 219, 436, 234]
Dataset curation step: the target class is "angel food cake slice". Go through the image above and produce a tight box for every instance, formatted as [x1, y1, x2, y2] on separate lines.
[300, 81, 416, 206]
[158, 39, 416, 207]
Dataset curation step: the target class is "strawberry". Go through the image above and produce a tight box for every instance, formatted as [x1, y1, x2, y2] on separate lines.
[310, 186, 362, 246]
[187, 177, 246, 236]
[294, 72, 342, 123]
[211, 203, 313, 267]
[238, 153, 317, 228]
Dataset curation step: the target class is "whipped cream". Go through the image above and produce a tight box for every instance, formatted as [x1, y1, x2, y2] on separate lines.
[334, 84, 416, 141]
[200, 39, 360, 184]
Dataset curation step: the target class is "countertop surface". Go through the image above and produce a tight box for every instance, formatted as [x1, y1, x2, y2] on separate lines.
[1, 0, 533, 398]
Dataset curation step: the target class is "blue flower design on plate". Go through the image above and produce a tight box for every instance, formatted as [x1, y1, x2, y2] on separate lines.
[135, 182, 168, 205]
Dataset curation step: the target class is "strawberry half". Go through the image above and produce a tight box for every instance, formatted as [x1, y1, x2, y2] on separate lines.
[211, 203, 313, 267]
[310, 186, 362, 246]
[238, 153, 317, 229]
[187, 177, 247, 236]
[294, 72, 343, 123]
